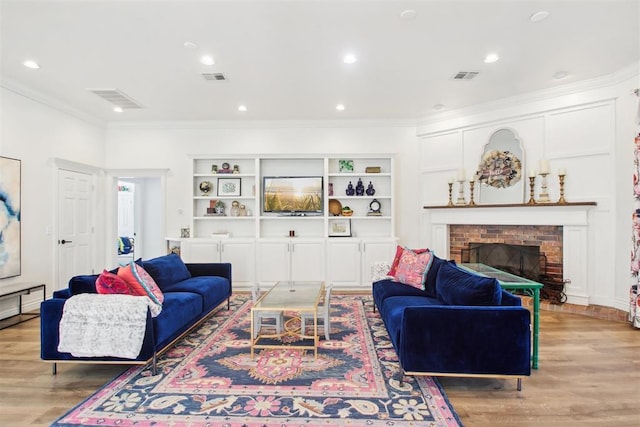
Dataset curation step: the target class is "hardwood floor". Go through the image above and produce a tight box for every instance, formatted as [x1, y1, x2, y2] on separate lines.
[0, 308, 637, 426]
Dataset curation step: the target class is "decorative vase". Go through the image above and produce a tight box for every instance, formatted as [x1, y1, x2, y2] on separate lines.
[355, 178, 365, 196]
[346, 181, 355, 196]
[365, 181, 375, 196]
[230, 200, 240, 217]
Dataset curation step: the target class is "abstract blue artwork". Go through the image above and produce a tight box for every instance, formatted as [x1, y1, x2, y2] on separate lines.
[0, 156, 21, 278]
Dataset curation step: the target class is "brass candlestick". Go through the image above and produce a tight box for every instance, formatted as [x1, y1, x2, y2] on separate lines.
[468, 180, 476, 206]
[558, 174, 567, 204]
[447, 182, 454, 206]
[527, 176, 536, 205]
[456, 180, 466, 205]
[538, 172, 550, 203]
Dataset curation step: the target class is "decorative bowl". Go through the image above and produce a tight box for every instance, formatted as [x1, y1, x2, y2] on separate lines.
[329, 199, 343, 216]
[341, 210, 353, 216]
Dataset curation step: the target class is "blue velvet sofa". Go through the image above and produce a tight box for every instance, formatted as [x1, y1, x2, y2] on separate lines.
[372, 255, 531, 390]
[41, 253, 231, 374]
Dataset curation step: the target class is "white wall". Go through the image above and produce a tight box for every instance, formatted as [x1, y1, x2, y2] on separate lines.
[104, 123, 420, 245]
[417, 65, 639, 311]
[0, 86, 106, 313]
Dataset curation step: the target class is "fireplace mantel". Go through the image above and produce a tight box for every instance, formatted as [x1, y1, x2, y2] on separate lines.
[423, 201, 596, 209]
[423, 202, 597, 305]
[424, 202, 596, 227]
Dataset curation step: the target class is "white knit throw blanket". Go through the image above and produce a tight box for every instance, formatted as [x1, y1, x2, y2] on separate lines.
[58, 293, 153, 359]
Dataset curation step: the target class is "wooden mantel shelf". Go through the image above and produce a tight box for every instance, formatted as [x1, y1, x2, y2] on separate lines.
[423, 201, 597, 209]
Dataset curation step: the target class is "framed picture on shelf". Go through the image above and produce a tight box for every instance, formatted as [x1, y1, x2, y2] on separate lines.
[329, 218, 351, 237]
[217, 177, 241, 196]
[338, 159, 354, 173]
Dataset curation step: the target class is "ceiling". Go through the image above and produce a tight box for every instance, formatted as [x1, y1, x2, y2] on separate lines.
[1, 0, 639, 123]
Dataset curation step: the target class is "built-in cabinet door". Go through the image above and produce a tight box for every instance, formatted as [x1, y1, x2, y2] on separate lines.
[290, 240, 326, 282]
[221, 240, 255, 288]
[362, 239, 397, 283]
[257, 240, 290, 285]
[181, 241, 220, 263]
[181, 239, 256, 289]
[326, 239, 361, 288]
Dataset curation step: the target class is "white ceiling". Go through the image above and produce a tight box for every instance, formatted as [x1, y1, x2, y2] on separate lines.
[1, 0, 639, 123]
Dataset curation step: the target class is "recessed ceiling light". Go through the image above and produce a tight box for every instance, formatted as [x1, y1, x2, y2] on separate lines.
[23, 60, 40, 69]
[343, 54, 357, 64]
[183, 41, 198, 49]
[400, 9, 417, 20]
[238, 105, 247, 112]
[200, 55, 215, 66]
[483, 53, 499, 64]
[113, 106, 123, 113]
[433, 104, 445, 111]
[529, 11, 550, 23]
[336, 104, 345, 111]
[553, 70, 569, 80]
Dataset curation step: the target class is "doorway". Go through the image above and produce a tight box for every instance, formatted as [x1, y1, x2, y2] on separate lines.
[117, 180, 136, 264]
[108, 170, 168, 267]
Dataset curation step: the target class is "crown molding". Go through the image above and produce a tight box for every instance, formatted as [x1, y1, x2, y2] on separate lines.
[1, 78, 105, 128]
[105, 118, 418, 130]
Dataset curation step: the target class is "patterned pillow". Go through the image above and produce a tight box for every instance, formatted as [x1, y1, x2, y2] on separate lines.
[387, 245, 429, 277]
[393, 249, 434, 290]
[95, 270, 132, 295]
[117, 262, 164, 306]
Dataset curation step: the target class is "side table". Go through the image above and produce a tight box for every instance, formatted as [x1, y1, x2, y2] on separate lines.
[0, 282, 46, 329]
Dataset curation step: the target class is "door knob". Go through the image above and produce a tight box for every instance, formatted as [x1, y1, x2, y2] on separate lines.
[59, 239, 73, 244]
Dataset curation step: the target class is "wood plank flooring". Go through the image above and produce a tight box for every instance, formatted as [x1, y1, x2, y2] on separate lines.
[0, 308, 637, 426]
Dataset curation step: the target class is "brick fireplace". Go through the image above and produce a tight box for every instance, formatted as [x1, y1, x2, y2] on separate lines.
[449, 224, 563, 285]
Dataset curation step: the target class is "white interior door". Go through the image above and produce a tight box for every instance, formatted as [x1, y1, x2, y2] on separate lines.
[58, 169, 94, 289]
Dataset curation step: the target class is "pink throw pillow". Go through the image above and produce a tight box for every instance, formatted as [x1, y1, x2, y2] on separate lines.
[117, 262, 164, 305]
[387, 245, 429, 277]
[393, 249, 434, 290]
[95, 270, 132, 295]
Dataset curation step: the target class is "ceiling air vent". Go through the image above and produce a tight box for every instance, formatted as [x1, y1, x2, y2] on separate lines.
[202, 72, 227, 81]
[87, 88, 143, 109]
[452, 71, 479, 80]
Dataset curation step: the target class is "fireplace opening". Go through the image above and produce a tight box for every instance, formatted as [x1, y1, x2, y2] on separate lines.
[461, 242, 566, 304]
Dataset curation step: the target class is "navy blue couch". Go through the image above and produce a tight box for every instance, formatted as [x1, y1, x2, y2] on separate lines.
[41, 253, 231, 374]
[372, 256, 531, 390]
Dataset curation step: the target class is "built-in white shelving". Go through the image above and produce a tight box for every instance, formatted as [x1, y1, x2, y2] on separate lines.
[172, 155, 398, 289]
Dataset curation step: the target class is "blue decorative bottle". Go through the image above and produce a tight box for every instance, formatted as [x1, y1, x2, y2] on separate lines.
[346, 181, 355, 196]
[366, 181, 375, 196]
[355, 178, 365, 196]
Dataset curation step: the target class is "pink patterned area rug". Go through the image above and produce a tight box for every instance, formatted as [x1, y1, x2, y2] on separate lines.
[52, 294, 462, 427]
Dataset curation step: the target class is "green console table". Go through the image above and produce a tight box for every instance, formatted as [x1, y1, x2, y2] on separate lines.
[460, 263, 542, 369]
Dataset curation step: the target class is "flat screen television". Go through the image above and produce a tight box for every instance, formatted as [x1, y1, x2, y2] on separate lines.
[263, 176, 323, 214]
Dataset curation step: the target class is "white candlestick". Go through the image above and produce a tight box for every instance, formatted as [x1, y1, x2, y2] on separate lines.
[558, 168, 566, 175]
[539, 159, 550, 174]
[457, 168, 466, 181]
[448, 176, 454, 184]
[529, 169, 536, 178]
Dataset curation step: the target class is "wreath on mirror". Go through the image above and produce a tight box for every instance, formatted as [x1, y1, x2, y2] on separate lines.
[477, 150, 522, 188]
